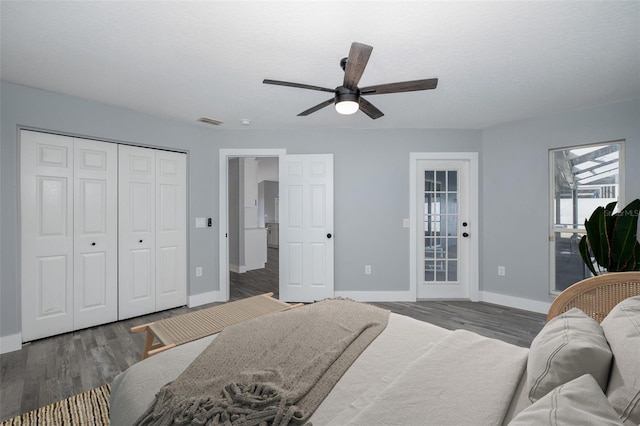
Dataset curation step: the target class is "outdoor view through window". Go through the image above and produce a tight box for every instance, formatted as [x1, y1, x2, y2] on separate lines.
[550, 141, 623, 293]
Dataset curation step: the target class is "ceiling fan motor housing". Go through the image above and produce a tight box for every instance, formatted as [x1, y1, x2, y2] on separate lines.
[335, 86, 360, 104]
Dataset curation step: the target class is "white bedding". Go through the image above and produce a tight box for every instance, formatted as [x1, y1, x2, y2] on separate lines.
[110, 313, 530, 425]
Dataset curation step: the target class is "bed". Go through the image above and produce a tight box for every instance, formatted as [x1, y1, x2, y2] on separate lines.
[110, 272, 640, 425]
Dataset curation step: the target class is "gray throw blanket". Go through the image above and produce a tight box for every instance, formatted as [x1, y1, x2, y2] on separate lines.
[135, 299, 389, 426]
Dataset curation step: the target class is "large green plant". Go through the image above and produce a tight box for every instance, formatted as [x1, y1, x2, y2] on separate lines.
[578, 198, 640, 275]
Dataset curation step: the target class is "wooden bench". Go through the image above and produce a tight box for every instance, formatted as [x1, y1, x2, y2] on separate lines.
[132, 293, 302, 359]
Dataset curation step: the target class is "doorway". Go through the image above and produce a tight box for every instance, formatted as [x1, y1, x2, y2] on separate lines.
[218, 149, 285, 301]
[228, 156, 280, 300]
[409, 152, 479, 300]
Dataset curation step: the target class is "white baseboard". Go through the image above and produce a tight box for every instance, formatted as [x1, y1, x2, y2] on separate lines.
[0, 333, 22, 354]
[230, 264, 267, 274]
[479, 291, 551, 314]
[334, 290, 416, 302]
[188, 290, 225, 308]
[244, 263, 265, 272]
[334, 290, 550, 314]
[188, 288, 549, 314]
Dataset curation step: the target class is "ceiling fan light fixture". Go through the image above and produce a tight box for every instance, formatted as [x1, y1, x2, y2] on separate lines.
[335, 100, 359, 115]
[335, 89, 360, 115]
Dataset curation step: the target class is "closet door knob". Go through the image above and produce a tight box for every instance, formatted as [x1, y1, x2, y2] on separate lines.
[327, 233, 332, 239]
[91, 242, 96, 246]
[139, 239, 143, 243]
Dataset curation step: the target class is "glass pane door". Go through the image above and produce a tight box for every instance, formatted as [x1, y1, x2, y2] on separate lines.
[423, 169, 459, 283]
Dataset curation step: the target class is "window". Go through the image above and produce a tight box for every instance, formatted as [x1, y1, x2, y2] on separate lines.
[549, 141, 624, 293]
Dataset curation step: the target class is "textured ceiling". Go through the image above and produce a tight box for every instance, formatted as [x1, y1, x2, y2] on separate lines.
[1, 1, 639, 130]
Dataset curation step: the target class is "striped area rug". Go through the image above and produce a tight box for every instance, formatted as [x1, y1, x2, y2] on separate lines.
[1, 383, 110, 426]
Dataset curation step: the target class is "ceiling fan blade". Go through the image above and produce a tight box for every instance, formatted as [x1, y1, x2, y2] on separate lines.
[343, 42, 373, 90]
[360, 78, 438, 95]
[297, 98, 335, 116]
[263, 79, 335, 93]
[359, 97, 384, 120]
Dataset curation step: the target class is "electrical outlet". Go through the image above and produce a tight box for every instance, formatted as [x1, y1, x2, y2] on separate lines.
[365, 265, 372, 275]
[196, 266, 203, 277]
[498, 266, 506, 276]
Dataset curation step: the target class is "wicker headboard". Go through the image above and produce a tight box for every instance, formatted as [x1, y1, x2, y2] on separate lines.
[547, 272, 640, 323]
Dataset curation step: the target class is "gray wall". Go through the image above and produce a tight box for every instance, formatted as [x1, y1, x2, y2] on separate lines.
[1, 82, 480, 340]
[481, 99, 640, 303]
[2, 80, 637, 341]
[1, 82, 218, 338]
[211, 129, 481, 293]
[228, 158, 240, 268]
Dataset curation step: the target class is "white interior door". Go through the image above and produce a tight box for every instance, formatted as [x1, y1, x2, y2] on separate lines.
[21, 131, 74, 341]
[155, 150, 187, 311]
[119, 145, 156, 319]
[417, 159, 472, 299]
[73, 138, 118, 329]
[279, 154, 334, 302]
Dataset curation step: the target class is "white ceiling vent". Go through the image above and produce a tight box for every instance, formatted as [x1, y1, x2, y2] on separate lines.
[197, 117, 223, 126]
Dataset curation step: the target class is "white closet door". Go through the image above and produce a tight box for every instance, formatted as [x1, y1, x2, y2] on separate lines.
[118, 145, 156, 319]
[73, 138, 118, 329]
[155, 151, 187, 310]
[21, 131, 74, 341]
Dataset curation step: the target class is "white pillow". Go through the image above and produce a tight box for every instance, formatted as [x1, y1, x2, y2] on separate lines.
[510, 374, 623, 425]
[601, 295, 640, 426]
[527, 308, 612, 402]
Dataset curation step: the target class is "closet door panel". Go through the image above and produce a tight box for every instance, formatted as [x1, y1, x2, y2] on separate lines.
[73, 138, 118, 329]
[21, 131, 74, 341]
[119, 145, 156, 319]
[155, 151, 187, 310]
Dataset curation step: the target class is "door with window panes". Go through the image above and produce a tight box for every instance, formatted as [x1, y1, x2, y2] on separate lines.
[417, 159, 471, 299]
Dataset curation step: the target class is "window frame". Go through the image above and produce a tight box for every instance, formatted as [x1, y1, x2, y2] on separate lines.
[548, 140, 625, 295]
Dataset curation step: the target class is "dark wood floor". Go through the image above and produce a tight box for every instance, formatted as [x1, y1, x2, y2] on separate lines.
[0, 247, 546, 421]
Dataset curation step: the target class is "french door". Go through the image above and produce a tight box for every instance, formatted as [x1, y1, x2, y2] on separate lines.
[416, 157, 475, 299]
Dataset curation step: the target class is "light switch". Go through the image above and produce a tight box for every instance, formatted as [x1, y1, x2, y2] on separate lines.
[403, 218, 410, 228]
[195, 217, 206, 228]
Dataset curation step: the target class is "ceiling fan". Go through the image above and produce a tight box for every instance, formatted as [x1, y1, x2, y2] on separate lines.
[263, 42, 438, 120]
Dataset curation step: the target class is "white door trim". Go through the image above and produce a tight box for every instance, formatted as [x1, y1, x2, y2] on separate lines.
[218, 149, 286, 303]
[409, 152, 479, 301]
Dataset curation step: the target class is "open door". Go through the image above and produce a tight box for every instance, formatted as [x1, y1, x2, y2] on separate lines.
[279, 154, 334, 302]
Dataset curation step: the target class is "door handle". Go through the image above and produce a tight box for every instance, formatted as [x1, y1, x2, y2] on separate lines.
[139, 239, 143, 243]
[462, 232, 469, 238]
[91, 242, 96, 246]
[327, 233, 332, 239]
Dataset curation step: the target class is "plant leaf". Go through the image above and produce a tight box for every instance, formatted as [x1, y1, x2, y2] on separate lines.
[584, 206, 609, 269]
[604, 201, 617, 217]
[610, 199, 640, 270]
[579, 235, 598, 276]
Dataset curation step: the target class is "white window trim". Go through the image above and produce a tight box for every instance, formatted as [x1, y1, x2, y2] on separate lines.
[548, 140, 625, 295]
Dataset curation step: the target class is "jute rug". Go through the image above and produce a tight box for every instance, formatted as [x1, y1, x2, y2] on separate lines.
[1, 383, 110, 426]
